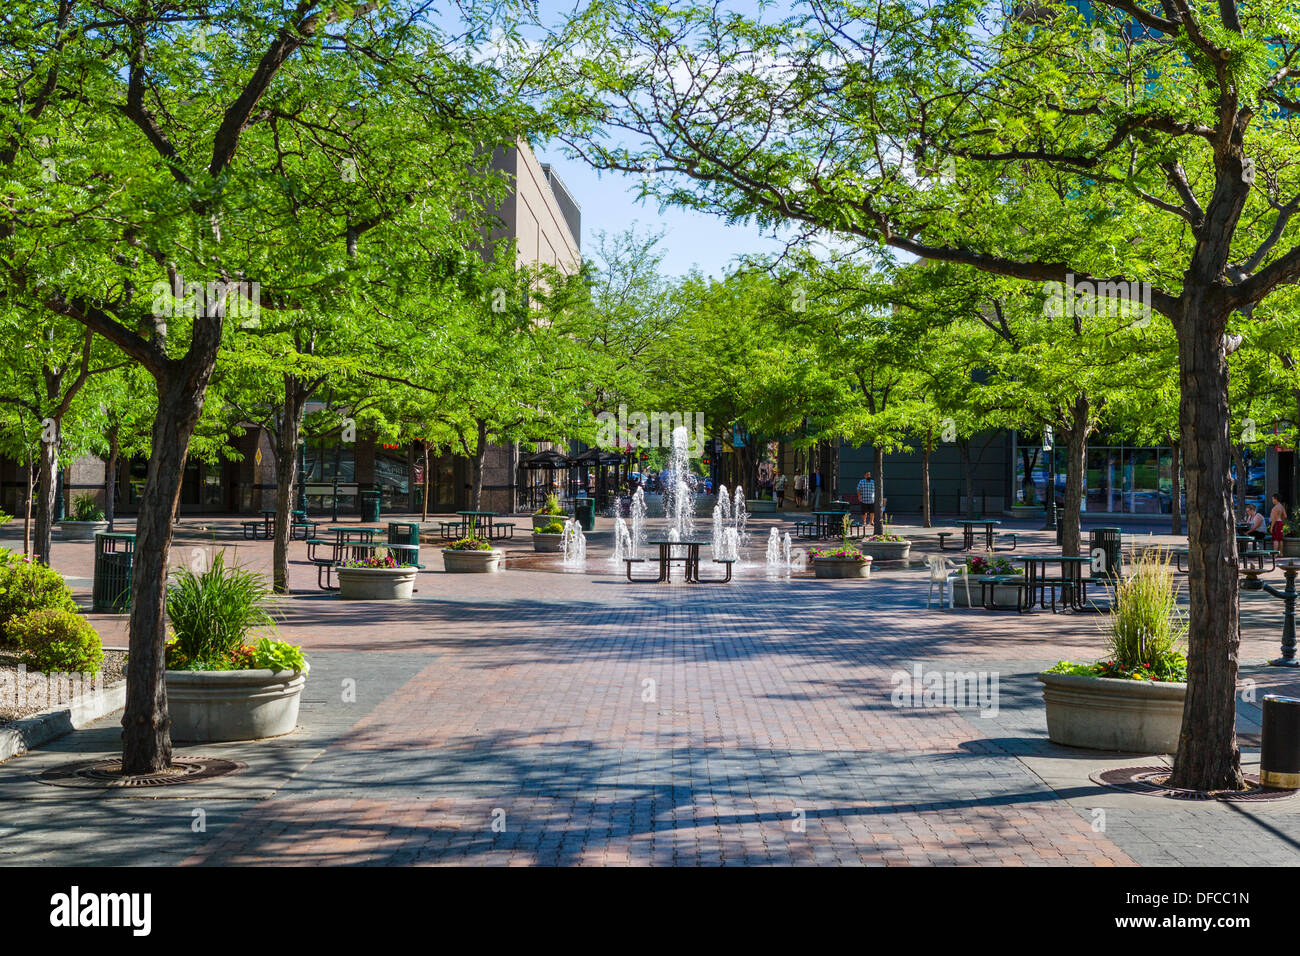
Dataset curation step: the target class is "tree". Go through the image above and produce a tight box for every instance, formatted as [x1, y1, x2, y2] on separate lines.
[557, 0, 1300, 789]
[0, 0, 540, 772]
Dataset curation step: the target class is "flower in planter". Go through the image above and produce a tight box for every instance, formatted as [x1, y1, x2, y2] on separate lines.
[1045, 548, 1186, 682]
[342, 548, 412, 569]
[535, 492, 567, 517]
[446, 536, 493, 552]
[965, 555, 1022, 576]
[809, 545, 867, 562]
[164, 552, 307, 673]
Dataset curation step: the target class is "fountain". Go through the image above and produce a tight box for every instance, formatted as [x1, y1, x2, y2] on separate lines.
[630, 486, 647, 556]
[561, 517, 587, 569]
[663, 426, 696, 541]
[711, 482, 749, 564]
[765, 527, 797, 576]
[732, 486, 749, 551]
[611, 515, 633, 567]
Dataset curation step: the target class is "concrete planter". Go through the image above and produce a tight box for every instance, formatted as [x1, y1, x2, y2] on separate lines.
[58, 520, 109, 541]
[337, 566, 417, 600]
[443, 547, 504, 573]
[532, 513, 568, 530]
[532, 533, 565, 553]
[858, 539, 911, 561]
[811, 555, 872, 578]
[952, 575, 1023, 608]
[748, 499, 778, 513]
[1007, 505, 1045, 519]
[166, 668, 306, 742]
[1282, 537, 1300, 558]
[1037, 671, 1186, 753]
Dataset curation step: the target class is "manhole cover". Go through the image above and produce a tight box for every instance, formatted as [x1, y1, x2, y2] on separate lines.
[35, 756, 245, 790]
[1091, 765, 1295, 802]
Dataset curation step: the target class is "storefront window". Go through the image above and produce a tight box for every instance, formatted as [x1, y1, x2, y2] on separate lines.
[1013, 434, 1186, 515]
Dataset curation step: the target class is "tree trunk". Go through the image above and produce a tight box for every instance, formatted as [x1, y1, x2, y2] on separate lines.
[471, 419, 488, 511]
[120, 371, 213, 775]
[1168, 305, 1244, 792]
[105, 423, 119, 533]
[272, 381, 307, 595]
[33, 427, 58, 565]
[1230, 444, 1247, 519]
[1170, 438, 1183, 536]
[1060, 397, 1089, 557]
[872, 446, 884, 534]
[921, 439, 932, 528]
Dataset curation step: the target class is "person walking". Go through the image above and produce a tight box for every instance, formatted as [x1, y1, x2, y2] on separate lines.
[856, 470, 876, 521]
[1270, 494, 1287, 549]
[812, 469, 823, 509]
[774, 471, 787, 508]
[793, 472, 806, 507]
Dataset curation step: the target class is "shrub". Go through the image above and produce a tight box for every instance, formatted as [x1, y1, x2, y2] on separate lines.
[251, 637, 309, 674]
[535, 521, 565, 535]
[446, 536, 492, 551]
[1046, 548, 1188, 683]
[535, 493, 566, 516]
[0, 549, 77, 646]
[1104, 547, 1186, 670]
[166, 551, 277, 670]
[11, 608, 103, 674]
[68, 493, 105, 522]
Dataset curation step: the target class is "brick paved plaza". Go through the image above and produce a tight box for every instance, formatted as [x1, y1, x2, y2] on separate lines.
[2, 516, 1299, 867]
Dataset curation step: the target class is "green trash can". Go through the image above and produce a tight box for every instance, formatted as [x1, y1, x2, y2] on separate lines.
[1090, 527, 1123, 577]
[574, 497, 596, 532]
[92, 532, 134, 613]
[359, 491, 381, 523]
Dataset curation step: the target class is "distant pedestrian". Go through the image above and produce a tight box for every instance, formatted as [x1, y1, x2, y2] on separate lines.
[774, 472, 787, 507]
[793, 472, 807, 507]
[812, 470, 824, 509]
[1270, 494, 1287, 548]
[856, 471, 876, 519]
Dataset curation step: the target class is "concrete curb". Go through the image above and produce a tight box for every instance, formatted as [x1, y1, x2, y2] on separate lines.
[0, 679, 126, 763]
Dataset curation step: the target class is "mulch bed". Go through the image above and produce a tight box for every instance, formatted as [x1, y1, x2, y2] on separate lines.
[0, 649, 126, 727]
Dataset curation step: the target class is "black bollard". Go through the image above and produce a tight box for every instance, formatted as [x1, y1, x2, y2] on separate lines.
[1260, 695, 1300, 789]
[1263, 559, 1300, 667]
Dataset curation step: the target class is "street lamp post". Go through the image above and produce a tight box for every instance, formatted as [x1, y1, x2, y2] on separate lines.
[1262, 559, 1300, 667]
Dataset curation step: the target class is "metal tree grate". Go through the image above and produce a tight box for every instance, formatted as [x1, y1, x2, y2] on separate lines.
[1090, 765, 1296, 803]
[35, 756, 245, 790]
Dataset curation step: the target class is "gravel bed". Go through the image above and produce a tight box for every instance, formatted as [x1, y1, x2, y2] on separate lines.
[0, 649, 127, 726]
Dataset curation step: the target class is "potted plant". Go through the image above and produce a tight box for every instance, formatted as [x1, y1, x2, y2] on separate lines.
[164, 552, 308, 742]
[857, 517, 912, 561]
[337, 549, 418, 600]
[443, 521, 504, 572]
[952, 554, 1023, 608]
[532, 519, 566, 552]
[1282, 516, 1300, 558]
[808, 516, 872, 578]
[532, 492, 568, 530]
[58, 493, 109, 541]
[1037, 548, 1188, 753]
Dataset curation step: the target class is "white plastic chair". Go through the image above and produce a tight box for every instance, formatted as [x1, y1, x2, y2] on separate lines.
[926, 554, 971, 609]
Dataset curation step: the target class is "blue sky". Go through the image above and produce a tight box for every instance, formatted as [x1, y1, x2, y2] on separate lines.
[532, 143, 787, 278]
[524, 0, 787, 278]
